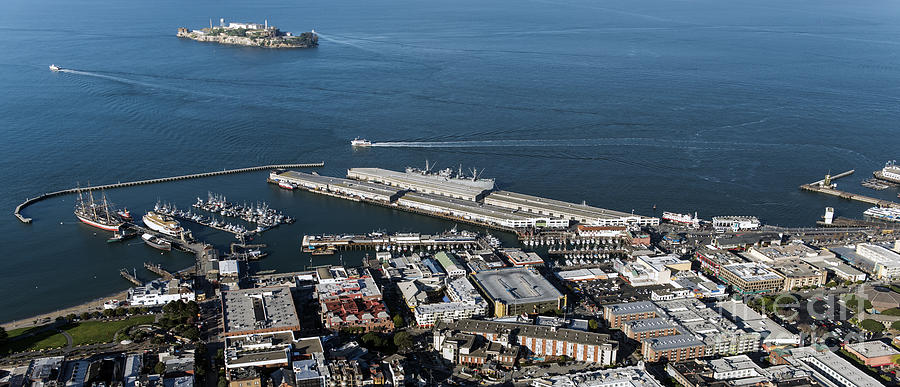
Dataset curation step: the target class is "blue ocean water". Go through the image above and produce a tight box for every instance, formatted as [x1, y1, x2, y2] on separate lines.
[1, 0, 900, 321]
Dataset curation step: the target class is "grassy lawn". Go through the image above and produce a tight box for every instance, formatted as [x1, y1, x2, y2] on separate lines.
[64, 315, 156, 346]
[0, 325, 67, 353]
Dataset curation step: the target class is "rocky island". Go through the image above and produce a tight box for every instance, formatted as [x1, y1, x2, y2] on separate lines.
[177, 19, 317, 48]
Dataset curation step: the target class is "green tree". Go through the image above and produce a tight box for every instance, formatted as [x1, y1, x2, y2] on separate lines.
[860, 319, 885, 333]
[80, 312, 91, 320]
[154, 361, 167, 375]
[891, 321, 900, 331]
[881, 308, 900, 316]
[66, 313, 77, 322]
[588, 319, 600, 332]
[393, 331, 413, 351]
[392, 314, 405, 328]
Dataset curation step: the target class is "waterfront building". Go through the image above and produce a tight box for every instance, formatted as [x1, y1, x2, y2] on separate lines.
[347, 167, 492, 201]
[315, 272, 393, 332]
[458, 249, 507, 272]
[397, 191, 566, 228]
[500, 248, 544, 266]
[555, 268, 610, 282]
[574, 225, 629, 238]
[718, 263, 784, 295]
[435, 319, 618, 365]
[771, 259, 826, 291]
[471, 267, 565, 317]
[483, 190, 659, 227]
[711, 216, 760, 232]
[128, 278, 195, 307]
[271, 170, 403, 203]
[531, 364, 664, 387]
[221, 286, 300, 337]
[433, 251, 466, 277]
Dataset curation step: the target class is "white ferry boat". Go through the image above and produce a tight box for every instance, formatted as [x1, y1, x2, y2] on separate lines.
[874, 160, 900, 184]
[350, 137, 372, 147]
[143, 211, 185, 237]
[863, 207, 900, 222]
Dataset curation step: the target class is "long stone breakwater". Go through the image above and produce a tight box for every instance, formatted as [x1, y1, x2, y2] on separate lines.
[14, 162, 324, 224]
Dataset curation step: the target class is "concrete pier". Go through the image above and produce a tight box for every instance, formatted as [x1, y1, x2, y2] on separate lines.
[14, 162, 323, 223]
[800, 184, 900, 209]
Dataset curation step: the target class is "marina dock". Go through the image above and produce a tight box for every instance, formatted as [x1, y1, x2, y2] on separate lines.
[119, 268, 142, 286]
[14, 162, 323, 223]
[800, 170, 900, 209]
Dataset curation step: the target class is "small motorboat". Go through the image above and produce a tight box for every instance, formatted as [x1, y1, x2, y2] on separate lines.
[142, 233, 172, 251]
[49, 64, 61, 72]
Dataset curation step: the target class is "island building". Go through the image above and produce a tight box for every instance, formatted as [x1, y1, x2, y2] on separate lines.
[532, 364, 664, 387]
[773, 345, 883, 387]
[315, 270, 393, 332]
[711, 216, 761, 232]
[717, 263, 784, 295]
[843, 341, 900, 369]
[128, 278, 195, 306]
[770, 259, 826, 291]
[470, 267, 566, 317]
[435, 319, 618, 365]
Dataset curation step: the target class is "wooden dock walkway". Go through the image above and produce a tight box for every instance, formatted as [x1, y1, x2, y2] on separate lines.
[800, 169, 900, 209]
[144, 262, 174, 280]
[14, 162, 323, 223]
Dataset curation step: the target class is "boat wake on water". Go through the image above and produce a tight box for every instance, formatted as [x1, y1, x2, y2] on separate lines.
[56, 68, 229, 99]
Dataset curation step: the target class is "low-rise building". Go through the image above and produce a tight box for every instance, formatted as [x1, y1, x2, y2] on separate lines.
[500, 248, 544, 267]
[712, 216, 760, 232]
[855, 243, 900, 280]
[844, 341, 900, 368]
[667, 355, 816, 387]
[771, 259, 826, 291]
[642, 334, 708, 362]
[696, 248, 744, 278]
[433, 251, 466, 277]
[811, 256, 867, 282]
[715, 300, 801, 347]
[436, 319, 618, 365]
[780, 345, 883, 387]
[532, 364, 664, 387]
[315, 273, 393, 332]
[471, 267, 566, 317]
[614, 254, 690, 286]
[718, 263, 784, 295]
[222, 286, 300, 337]
[622, 317, 678, 341]
[555, 268, 610, 283]
[128, 279, 195, 307]
[602, 301, 663, 329]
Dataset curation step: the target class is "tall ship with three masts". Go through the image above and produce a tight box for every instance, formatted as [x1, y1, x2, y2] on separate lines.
[74, 189, 124, 232]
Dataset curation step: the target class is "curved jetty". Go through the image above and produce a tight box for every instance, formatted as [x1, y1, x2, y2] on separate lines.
[14, 162, 323, 224]
[177, 19, 317, 48]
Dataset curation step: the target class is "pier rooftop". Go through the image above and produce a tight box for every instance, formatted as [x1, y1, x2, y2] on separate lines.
[347, 167, 492, 201]
[273, 170, 402, 201]
[398, 191, 564, 228]
[483, 190, 659, 227]
[222, 286, 300, 337]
